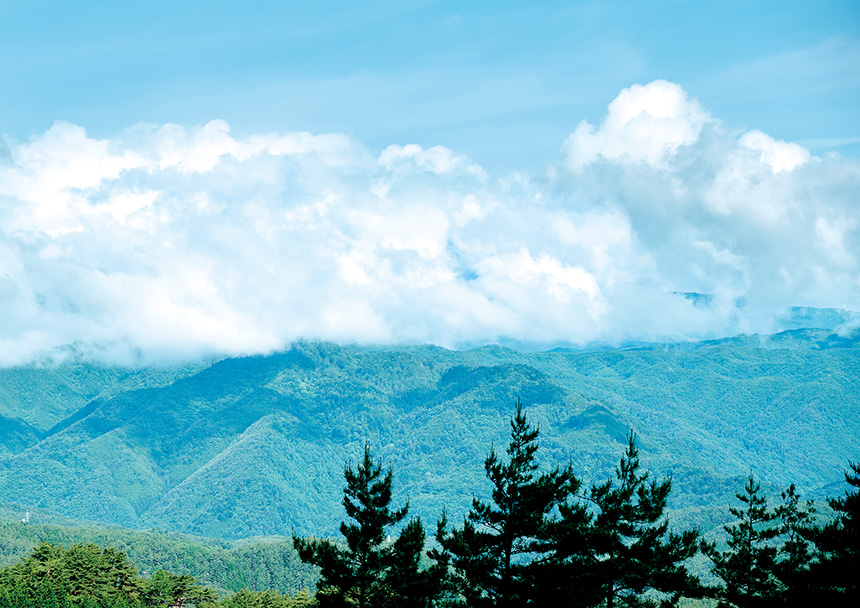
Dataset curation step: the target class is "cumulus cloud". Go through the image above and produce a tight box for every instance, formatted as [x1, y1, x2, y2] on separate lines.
[739, 130, 810, 174]
[562, 80, 711, 170]
[0, 81, 858, 365]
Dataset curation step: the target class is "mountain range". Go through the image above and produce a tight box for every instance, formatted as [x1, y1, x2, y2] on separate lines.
[0, 327, 857, 540]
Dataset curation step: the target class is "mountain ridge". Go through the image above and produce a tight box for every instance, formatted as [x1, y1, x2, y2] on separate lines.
[0, 329, 856, 539]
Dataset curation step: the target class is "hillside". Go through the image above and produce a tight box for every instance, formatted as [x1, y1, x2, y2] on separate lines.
[0, 504, 316, 596]
[0, 329, 857, 539]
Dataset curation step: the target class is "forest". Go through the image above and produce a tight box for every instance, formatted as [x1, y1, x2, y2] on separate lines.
[1, 333, 858, 543]
[0, 402, 856, 608]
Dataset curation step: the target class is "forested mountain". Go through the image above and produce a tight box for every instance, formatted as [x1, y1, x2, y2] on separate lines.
[0, 328, 857, 540]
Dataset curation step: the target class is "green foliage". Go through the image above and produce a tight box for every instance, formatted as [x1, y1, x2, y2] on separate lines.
[294, 445, 443, 608]
[439, 407, 703, 607]
[702, 476, 828, 607]
[0, 522, 316, 598]
[699, 466, 857, 607]
[0, 402, 854, 608]
[217, 588, 314, 607]
[0, 541, 219, 607]
[141, 569, 217, 608]
[439, 400, 576, 606]
[386, 518, 447, 608]
[0, 541, 144, 606]
[772, 484, 816, 601]
[577, 432, 701, 607]
[0, 332, 856, 606]
[0, 539, 321, 608]
[703, 475, 780, 607]
[805, 461, 860, 606]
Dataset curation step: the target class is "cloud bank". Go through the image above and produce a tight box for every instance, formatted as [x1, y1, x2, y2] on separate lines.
[1, 80, 858, 365]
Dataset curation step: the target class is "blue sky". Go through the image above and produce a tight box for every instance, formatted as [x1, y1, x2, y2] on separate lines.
[0, 1, 859, 363]
[2, 0, 858, 171]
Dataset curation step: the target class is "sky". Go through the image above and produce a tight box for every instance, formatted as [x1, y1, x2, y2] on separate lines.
[0, 0, 859, 364]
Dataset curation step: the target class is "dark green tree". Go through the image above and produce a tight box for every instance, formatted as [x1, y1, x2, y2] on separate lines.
[0, 580, 70, 608]
[385, 517, 448, 607]
[805, 461, 860, 606]
[527, 491, 596, 608]
[0, 541, 145, 606]
[704, 474, 780, 608]
[141, 570, 217, 608]
[438, 400, 577, 607]
[0, 541, 220, 607]
[573, 432, 701, 608]
[772, 484, 816, 603]
[293, 444, 443, 608]
[216, 588, 314, 607]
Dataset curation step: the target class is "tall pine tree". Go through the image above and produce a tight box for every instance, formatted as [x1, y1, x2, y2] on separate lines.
[572, 432, 701, 608]
[806, 461, 860, 607]
[772, 484, 817, 604]
[438, 400, 576, 607]
[704, 474, 780, 608]
[293, 444, 443, 608]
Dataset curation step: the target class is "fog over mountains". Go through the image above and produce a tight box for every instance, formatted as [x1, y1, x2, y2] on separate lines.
[0, 327, 857, 540]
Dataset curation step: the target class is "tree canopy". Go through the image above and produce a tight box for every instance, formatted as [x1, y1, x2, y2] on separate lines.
[293, 444, 445, 608]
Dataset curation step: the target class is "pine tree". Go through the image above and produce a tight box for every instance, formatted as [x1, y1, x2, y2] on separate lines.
[772, 484, 816, 603]
[438, 400, 577, 607]
[577, 432, 701, 608]
[704, 474, 780, 608]
[806, 461, 860, 606]
[142, 569, 217, 608]
[529, 492, 596, 608]
[293, 444, 442, 608]
[0, 541, 156, 607]
[384, 517, 447, 608]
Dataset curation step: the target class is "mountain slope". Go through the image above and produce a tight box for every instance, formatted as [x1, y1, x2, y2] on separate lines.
[0, 331, 856, 539]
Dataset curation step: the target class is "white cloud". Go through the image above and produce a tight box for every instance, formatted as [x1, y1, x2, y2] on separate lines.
[739, 130, 810, 173]
[815, 216, 857, 267]
[478, 248, 605, 319]
[0, 81, 858, 365]
[379, 144, 487, 179]
[562, 80, 711, 170]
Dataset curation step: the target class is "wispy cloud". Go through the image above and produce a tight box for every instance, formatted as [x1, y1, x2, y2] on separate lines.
[1, 81, 858, 365]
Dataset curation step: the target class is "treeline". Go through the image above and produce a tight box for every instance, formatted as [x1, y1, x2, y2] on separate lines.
[0, 541, 314, 607]
[0, 401, 856, 607]
[293, 400, 859, 608]
[0, 522, 316, 596]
